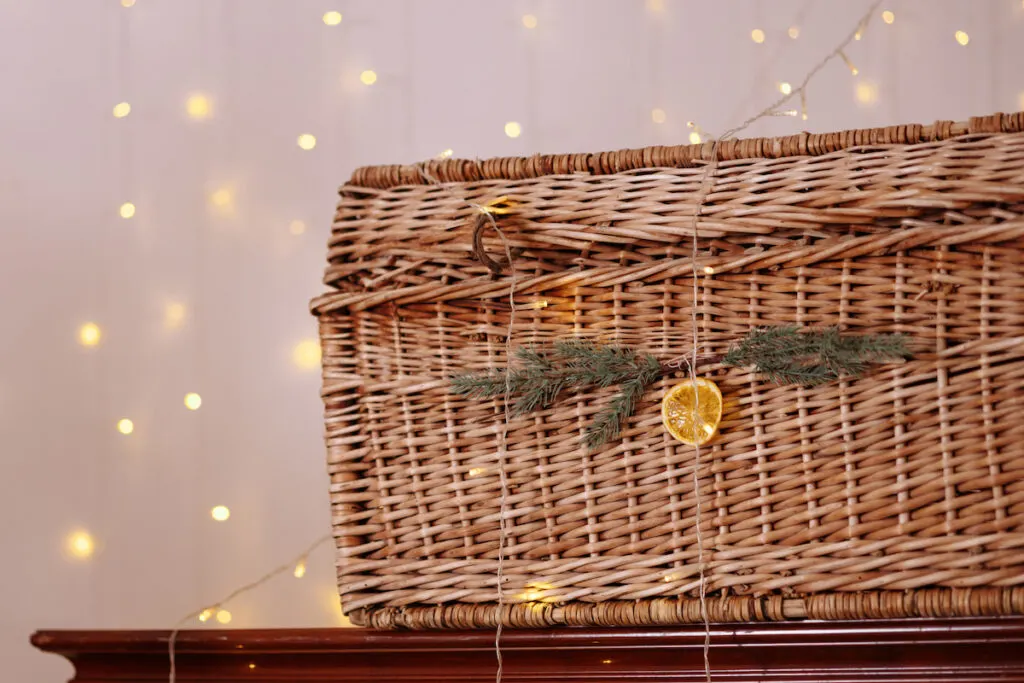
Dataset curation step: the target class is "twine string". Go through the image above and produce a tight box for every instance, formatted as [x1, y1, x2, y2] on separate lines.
[412, 163, 517, 683]
[492, 213, 516, 683]
[683, 4, 883, 680]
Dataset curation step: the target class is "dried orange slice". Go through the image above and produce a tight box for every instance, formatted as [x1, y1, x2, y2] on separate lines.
[661, 378, 723, 446]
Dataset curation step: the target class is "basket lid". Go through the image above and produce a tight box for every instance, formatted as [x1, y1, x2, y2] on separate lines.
[313, 111, 1024, 315]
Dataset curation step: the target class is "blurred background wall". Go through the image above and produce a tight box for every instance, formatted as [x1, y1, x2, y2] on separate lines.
[3, 0, 1022, 680]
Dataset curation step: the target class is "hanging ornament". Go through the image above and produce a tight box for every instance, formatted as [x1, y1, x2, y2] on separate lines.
[661, 378, 722, 446]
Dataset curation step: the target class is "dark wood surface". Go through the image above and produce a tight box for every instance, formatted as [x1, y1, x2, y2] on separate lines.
[32, 618, 1024, 682]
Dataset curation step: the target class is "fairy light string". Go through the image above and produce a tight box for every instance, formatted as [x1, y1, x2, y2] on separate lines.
[152, 6, 887, 683]
[726, 0, 814, 126]
[168, 534, 332, 683]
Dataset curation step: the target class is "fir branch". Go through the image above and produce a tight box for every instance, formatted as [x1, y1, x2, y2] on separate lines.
[450, 340, 664, 449]
[449, 368, 525, 399]
[754, 358, 837, 386]
[723, 326, 910, 385]
[555, 339, 644, 387]
[583, 354, 662, 449]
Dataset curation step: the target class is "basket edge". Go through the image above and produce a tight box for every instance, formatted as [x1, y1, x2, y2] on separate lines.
[347, 587, 1024, 629]
[342, 111, 1023, 192]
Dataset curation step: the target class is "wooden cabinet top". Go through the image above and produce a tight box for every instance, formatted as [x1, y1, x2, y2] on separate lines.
[32, 618, 1024, 682]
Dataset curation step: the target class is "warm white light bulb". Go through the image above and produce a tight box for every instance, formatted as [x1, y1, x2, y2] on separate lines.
[787, 25, 799, 39]
[112, 102, 131, 118]
[360, 70, 377, 86]
[119, 202, 136, 219]
[66, 531, 95, 559]
[292, 339, 322, 370]
[522, 14, 537, 29]
[750, 28, 765, 44]
[216, 609, 232, 624]
[297, 134, 317, 150]
[882, 10, 894, 24]
[288, 220, 306, 235]
[294, 559, 307, 578]
[504, 121, 522, 138]
[855, 81, 879, 105]
[688, 131, 701, 145]
[778, 82, 792, 95]
[651, 108, 666, 124]
[323, 11, 342, 26]
[955, 30, 969, 46]
[209, 189, 233, 210]
[121, 0, 135, 6]
[78, 322, 101, 347]
[164, 302, 186, 329]
[184, 392, 202, 410]
[117, 418, 134, 435]
[211, 505, 230, 521]
[186, 93, 211, 119]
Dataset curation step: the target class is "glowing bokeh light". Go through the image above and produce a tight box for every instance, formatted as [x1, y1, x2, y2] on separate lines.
[78, 322, 101, 347]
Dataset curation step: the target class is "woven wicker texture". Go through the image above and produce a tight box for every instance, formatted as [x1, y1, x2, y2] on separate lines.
[313, 113, 1024, 628]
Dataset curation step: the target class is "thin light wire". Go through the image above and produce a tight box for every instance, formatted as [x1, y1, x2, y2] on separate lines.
[685, 4, 882, 679]
[116, 1, 133, 202]
[726, 0, 815, 126]
[168, 533, 332, 683]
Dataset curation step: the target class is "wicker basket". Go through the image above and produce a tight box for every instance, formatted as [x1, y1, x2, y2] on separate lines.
[312, 112, 1024, 629]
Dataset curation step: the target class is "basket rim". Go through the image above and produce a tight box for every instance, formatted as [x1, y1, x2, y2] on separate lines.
[344, 111, 1023, 191]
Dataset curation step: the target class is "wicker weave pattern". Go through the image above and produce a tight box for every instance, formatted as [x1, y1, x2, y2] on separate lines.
[314, 114, 1024, 628]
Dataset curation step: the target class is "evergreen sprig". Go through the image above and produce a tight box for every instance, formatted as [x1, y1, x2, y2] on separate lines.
[722, 325, 911, 386]
[450, 341, 663, 449]
[583, 354, 662, 449]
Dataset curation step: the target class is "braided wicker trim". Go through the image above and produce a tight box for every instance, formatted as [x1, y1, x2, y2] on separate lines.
[351, 588, 1024, 629]
[345, 113, 1023, 191]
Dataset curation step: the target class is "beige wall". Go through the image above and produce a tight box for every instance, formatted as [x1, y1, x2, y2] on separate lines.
[3, 0, 1021, 680]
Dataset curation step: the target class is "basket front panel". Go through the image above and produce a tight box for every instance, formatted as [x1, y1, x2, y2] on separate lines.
[321, 240, 1024, 613]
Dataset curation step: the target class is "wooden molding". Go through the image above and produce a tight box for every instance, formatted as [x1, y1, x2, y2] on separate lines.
[32, 618, 1024, 682]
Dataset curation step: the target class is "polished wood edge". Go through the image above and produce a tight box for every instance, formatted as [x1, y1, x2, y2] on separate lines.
[32, 618, 1024, 682]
